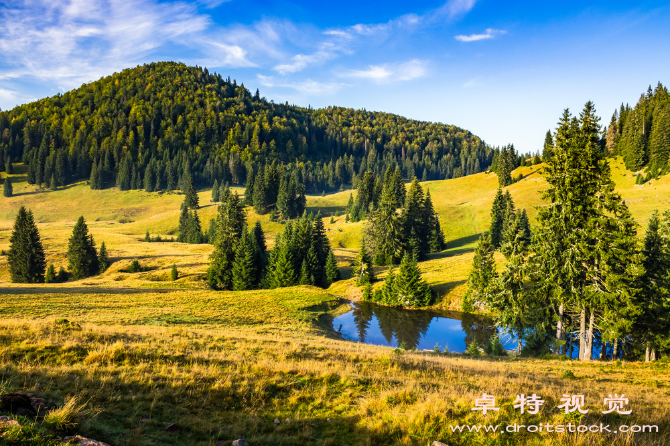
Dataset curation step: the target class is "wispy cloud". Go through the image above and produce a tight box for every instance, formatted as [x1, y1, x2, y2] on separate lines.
[344, 60, 427, 82]
[256, 74, 344, 95]
[455, 28, 506, 42]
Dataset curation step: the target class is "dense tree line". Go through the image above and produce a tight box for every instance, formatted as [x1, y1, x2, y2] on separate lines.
[607, 83, 670, 175]
[466, 102, 670, 361]
[0, 62, 497, 198]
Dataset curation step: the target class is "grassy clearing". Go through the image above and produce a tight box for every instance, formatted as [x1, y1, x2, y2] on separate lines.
[0, 318, 668, 446]
[2, 158, 670, 444]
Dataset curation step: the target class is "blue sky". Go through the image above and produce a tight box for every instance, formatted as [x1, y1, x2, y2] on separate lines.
[1, 0, 669, 153]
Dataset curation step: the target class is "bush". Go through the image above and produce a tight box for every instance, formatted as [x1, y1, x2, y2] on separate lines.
[465, 342, 481, 356]
[171, 264, 178, 281]
[484, 336, 506, 356]
[561, 369, 576, 380]
[127, 259, 143, 273]
[520, 330, 554, 357]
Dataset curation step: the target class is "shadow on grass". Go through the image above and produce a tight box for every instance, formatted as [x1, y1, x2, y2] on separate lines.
[426, 233, 482, 259]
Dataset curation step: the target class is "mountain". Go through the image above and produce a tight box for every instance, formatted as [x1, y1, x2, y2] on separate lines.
[0, 62, 496, 194]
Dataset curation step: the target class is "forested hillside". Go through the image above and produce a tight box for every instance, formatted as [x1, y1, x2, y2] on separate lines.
[0, 62, 494, 194]
[607, 82, 670, 173]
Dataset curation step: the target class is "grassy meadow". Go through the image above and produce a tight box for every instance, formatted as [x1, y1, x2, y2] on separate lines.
[2, 158, 670, 445]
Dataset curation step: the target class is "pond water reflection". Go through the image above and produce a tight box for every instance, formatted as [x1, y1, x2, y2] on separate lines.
[333, 301, 501, 353]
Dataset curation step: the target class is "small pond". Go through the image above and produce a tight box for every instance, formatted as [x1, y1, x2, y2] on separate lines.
[333, 301, 511, 353]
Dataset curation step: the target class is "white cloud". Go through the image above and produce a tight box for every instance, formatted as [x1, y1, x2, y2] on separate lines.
[455, 28, 506, 42]
[463, 77, 483, 88]
[274, 50, 333, 74]
[344, 60, 427, 83]
[444, 0, 478, 17]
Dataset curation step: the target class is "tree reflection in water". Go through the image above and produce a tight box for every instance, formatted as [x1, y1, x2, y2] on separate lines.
[343, 301, 497, 351]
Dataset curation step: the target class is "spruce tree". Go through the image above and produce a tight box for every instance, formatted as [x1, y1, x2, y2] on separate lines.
[271, 238, 296, 288]
[299, 259, 312, 285]
[208, 192, 246, 289]
[232, 229, 255, 291]
[211, 179, 220, 202]
[463, 233, 497, 312]
[489, 188, 506, 248]
[253, 173, 268, 214]
[305, 244, 321, 286]
[531, 103, 643, 360]
[371, 184, 403, 265]
[424, 190, 445, 252]
[98, 241, 109, 273]
[3, 177, 12, 197]
[45, 264, 56, 283]
[311, 212, 330, 270]
[8, 206, 46, 283]
[324, 250, 339, 287]
[633, 211, 669, 360]
[67, 216, 99, 279]
[354, 238, 374, 285]
[177, 205, 189, 242]
[243, 169, 254, 205]
[185, 183, 199, 209]
[392, 252, 432, 308]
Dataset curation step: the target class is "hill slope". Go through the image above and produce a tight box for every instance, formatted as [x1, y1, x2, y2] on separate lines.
[0, 62, 494, 196]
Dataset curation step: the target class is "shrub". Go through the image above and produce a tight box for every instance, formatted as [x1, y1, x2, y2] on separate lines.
[171, 264, 178, 281]
[128, 259, 143, 273]
[561, 369, 576, 380]
[484, 336, 506, 356]
[465, 342, 481, 356]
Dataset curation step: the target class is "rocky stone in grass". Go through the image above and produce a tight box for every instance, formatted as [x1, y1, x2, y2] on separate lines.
[165, 423, 180, 432]
[16, 407, 36, 418]
[0, 392, 34, 415]
[0, 416, 20, 428]
[431, 442, 449, 446]
[232, 436, 247, 446]
[326, 418, 333, 422]
[274, 418, 280, 424]
[30, 397, 48, 412]
[63, 435, 111, 445]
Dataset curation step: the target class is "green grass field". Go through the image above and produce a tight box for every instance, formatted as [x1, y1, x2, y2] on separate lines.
[1, 159, 670, 445]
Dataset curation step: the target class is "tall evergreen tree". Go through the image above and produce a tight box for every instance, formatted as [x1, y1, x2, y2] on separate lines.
[243, 169, 254, 205]
[8, 206, 46, 283]
[633, 212, 670, 361]
[543, 130, 554, 160]
[489, 188, 506, 248]
[324, 250, 339, 287]
[207, 192, 246, 289]
[67, 216, 99, 279]
[211, 179, 220, 202]
[391, 252, 432, 308]
[463, 233, 497, 312]
[185, 183, 199, 209]
[253, 173, 268, 214]
[232, 228, 255, 291]
[354, 237, 374, 285]
[3, 177, 12, 197]
[98, 241, 109, 273]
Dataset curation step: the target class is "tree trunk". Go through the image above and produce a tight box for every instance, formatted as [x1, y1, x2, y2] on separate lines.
[568, 332, 573, 358]
[600, 341, 606, 360]
[579, 306, 586, 360]
[556, 304, 564, 355]
[583, 309, 594, 361]
[645, 343, 651, 363]
[612, 339, 618, 360]
[651, 348, 657, 361]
